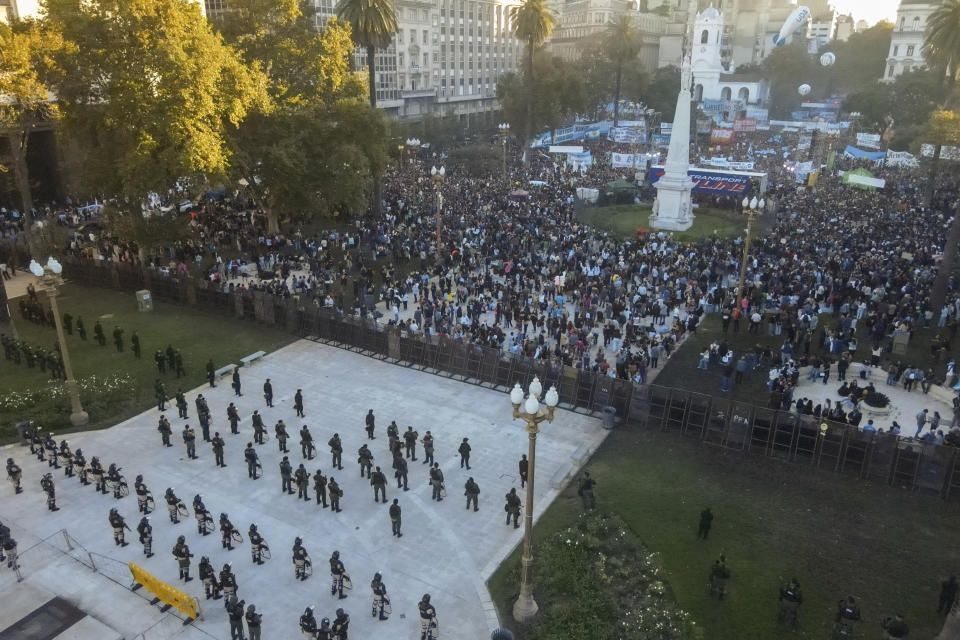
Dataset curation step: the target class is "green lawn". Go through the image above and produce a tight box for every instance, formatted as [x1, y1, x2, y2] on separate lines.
[576, 204, 747, 242]
[654, 315, 959, 404]
[1, 283, 294, 441]
[488, 427, 960, 640]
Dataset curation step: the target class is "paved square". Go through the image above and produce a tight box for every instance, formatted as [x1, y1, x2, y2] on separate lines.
[0, 341, 605, 639]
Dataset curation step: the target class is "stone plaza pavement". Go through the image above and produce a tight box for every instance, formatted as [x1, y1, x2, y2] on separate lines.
[0, 340, 607, 640]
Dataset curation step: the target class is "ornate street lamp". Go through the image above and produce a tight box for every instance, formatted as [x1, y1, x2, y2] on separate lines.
[735, 196, 765, 305]
[498, 123, 510, 177]
[431, 166, 445, 242]
[508, 376, 559, 622]
[29, 258, 88, 427]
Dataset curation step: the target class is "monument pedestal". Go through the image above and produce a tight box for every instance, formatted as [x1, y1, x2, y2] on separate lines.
[650, 176, 694, 231]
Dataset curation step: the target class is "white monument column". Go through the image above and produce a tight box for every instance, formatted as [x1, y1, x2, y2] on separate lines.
[650, 6, 696, 232]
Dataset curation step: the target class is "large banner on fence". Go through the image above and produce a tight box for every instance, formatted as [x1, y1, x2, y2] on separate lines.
[129, 562, 199, 620]
[856, 133, 882, 149]
[648, 167, 752, 195]
[733, 118, 757, 133]
[843, 145, 887, 161]
[608, 127, 647, 144]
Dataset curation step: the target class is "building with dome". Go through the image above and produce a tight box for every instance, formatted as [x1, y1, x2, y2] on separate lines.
[690, 6, 769, 115]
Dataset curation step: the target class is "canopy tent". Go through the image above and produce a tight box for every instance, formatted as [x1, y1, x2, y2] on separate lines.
[604, 178, 636, 192]
[842, 168, 885, 191]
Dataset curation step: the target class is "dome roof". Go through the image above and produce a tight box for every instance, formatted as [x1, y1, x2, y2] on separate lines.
[698, 6, 721, 22]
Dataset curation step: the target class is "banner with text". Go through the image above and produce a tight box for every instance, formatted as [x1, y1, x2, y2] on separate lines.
[856, 133, 882, 149]
[648, 167, 752, 195]
[608, 127, 647, 144]
[711, 128, 734, 144]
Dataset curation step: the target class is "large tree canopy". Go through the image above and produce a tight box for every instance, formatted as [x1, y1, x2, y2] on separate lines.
[44, 0, 270, 200]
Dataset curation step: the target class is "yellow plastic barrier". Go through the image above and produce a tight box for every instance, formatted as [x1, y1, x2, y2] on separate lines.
[128, 562, 199, 620]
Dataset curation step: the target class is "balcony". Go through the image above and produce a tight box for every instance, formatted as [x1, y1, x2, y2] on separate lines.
[402, 88, 438, 99]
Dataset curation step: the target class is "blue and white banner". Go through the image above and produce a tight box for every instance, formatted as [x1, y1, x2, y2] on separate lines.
[843, 145, 887, 161]
[608, 128, 647, 144]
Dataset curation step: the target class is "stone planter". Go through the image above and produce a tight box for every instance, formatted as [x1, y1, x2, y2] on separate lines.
[859, 400, 891, 418]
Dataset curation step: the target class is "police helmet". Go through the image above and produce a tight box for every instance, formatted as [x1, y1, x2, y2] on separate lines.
[336, 608, 344, 617]
[136, 474, 143, 482]
[110, 507, 117, 513]
[305, 606, 314, 614]
[177, 535, 185, 543]
[6, 458, 11, 464]
[295, 536, 302, 545]
[332, 550, 339, 559]
[249, 523, 257, 531]
[422, 593, 431, 603]
[223, 563, 231, 571]
[374, 572, 382, 581]
[201, 556, 209, 563]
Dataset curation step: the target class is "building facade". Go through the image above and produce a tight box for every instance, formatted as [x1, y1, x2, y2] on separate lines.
[882, 0, 936, 82]
[690, 6, 767, 110]
[0, 0, 39, 24]
[311, 0, 523, 120]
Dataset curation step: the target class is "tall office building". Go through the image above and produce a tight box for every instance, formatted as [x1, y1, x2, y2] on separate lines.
[549, 1, 666, 73]
[312, 0, 524, 120]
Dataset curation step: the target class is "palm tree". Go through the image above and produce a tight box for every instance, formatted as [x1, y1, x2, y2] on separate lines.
[922, 0, 960, 316]
[923, 0, 960, 86]
[606, 15, 641, 127]
[336, 0, 398, 108]
[510, 0, 556, 154]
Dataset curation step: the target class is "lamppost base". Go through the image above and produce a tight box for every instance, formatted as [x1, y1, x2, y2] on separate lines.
[512, 593, 538, 623]
[70, 411, 89, 428]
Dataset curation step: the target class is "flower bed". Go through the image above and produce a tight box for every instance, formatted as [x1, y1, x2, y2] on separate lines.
[524, 512, 693, 640]
[0, 373, 135, 429]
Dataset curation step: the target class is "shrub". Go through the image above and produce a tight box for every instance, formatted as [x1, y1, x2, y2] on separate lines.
[863, 391, 890, 408]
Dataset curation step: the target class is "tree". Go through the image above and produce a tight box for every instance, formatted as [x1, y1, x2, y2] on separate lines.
[44, 0, 270, 213]
[762, 39, 818, 118]
[510, 0, 556, 153]
[336, 0, 398, 109]
[219, 0, 382, 230]
[605, 15, 641, 127]
[925, 109, 960, 317]
[642, 65, 680, 119]
[829, 22, 892, 92]
[924, 0, 960, 84]
[0, 19, 70, 256]
[844, 70, 948, 147]
[496, 51, 586, 143]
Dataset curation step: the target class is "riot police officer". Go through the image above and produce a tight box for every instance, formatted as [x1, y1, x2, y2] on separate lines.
[249, 524, 267, 565]
[200, 556, 221, 599]
[370, 572, 389, 620]
[137, 516, 153, 557]
[293, 537, 310, 581]
[6, 458, 22, 494]
[173, 536, 193, 582]
[108, 508, 130, 546]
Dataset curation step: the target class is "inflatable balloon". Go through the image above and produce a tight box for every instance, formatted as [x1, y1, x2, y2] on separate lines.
[773, 6, 810, 46]
[820, 52, 835, 66]
[798, 84, 811, 96]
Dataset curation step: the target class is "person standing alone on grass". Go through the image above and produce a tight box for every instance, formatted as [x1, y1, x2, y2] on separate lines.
[697, 507, 713, 540]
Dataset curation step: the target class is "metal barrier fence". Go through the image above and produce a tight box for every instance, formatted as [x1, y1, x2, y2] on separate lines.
[63, 259, 960, 501]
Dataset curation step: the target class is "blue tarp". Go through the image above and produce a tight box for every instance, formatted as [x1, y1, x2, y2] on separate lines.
[843, 145, 886, 161]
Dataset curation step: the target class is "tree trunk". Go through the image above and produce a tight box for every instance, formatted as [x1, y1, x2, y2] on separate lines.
[367, 46, 377, 109]
[925, 143, 941, 208]
[614, 63, 622, 128]
[367, 45, 382, 214]
[11, 128, 39, 258]
[931, 209, 960, 319]
[524, 42, 534, 165]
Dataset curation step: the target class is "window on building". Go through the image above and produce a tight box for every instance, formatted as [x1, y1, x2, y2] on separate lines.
[907, 45, 914, 57]
[399, 52, 404, 66]
[410, 29, 417, 44]
[423, 30, 428, 44]
[887, 64, 895, 77]
[398, 31, 404, 44]
[892, 45, 898, 56]
[424, 53, 429, 66]
[701, 29, 709, 44]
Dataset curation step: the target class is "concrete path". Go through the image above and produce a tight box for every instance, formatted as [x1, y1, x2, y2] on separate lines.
[0, 340, 606, 640]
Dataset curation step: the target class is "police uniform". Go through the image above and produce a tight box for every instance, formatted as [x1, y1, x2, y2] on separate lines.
[329, 551, 347, 598]
[370, 573, 389, 620]
[301, 426, 315, 460]
[6, 459, 22, 494]
[404, 427, 418, 460]
[458, 438, 471, 469]
[332, 608, 349, 640]
[313, 470, 328, 507]
[299, 607, 318, 636]
[173, 537, 194, 581]
[429, 464, 444, 501]
[176, 390, 188, 419]
[357, 445, 373, 479]
[74, 449, 88, 485]
[108, 508, 129, 546]
[504, 488, 521, 528]
[464, 478, 480, 511]
[158, 415, 173, 447]
[365, 409, 376, 439]
[194, 496, 211, 535]
[212, 433, 226, 467]
[252, 412, 266, 445]
[371, 467, 388, 503]
[246, 444, 261, 479]
[199, 556, 220, 598]
[275, 421, 289, 453]
[249, 525, 266, 564]
[137, 517, 153, 557]
[220, 564, 238, 606]
[418, 595, 438, 640]
[388, 499, 402, 537]
[220, 514, 237, 550]
[90, 457, 107, 494]
[263, 379, 273, 407]
[228, 404, 241, 434]
[292, 538, 310, 581]
[41, 473, 58, 510]
[245, 604, 262, 640]
[182, 426, 198, 459]
[328, 478, 342, 512]
[394, 456, 409, 491]
[280, 457, 294, 493]
[135, 476, 150, 512]
[421, 432, 435, 465]
[165, 489, 183, 523]
[294, 389, 304, 417]
[295, 464, 310, 501]
[518, 455, 528, 488]
[60, 442, 74, 477]
[328, 434, 343, 469]
[232, 368, 242, 396]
